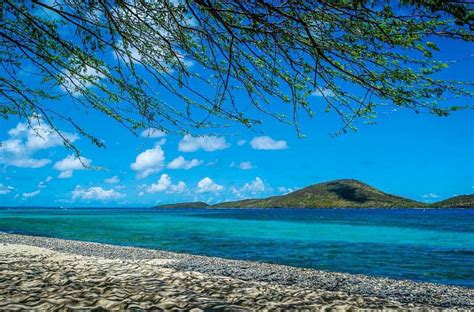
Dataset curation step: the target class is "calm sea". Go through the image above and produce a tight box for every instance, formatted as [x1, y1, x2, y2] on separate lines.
[0, 208, 472, 287]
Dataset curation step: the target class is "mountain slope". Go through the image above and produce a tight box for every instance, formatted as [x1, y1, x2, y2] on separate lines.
[213, 179, 425, 208]
[155, 201, 209, 209]
[431, 195, 474, 208]
[153, 179, 431, 209]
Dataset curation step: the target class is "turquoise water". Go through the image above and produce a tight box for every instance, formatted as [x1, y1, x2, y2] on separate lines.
[0, 208, 473, 287]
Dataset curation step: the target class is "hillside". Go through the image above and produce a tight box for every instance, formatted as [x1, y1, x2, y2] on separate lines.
[155, 201, 209, 209]
[431, 195, 474, 208]
[213, 179, 425, 208]
[154, 179, 430, 209]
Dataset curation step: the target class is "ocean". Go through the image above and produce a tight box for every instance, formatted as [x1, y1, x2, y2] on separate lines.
[0, 207, 472, 287]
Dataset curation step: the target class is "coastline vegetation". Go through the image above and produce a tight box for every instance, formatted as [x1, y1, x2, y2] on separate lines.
[156, 179, 474, 209]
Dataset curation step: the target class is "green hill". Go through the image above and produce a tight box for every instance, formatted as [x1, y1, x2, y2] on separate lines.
[213, 179, 425, 208]
[155, 201, 209, 209]
[154, 179, 431, 209]
[431, 195, 474, 208]
[153, 179, 473, 209]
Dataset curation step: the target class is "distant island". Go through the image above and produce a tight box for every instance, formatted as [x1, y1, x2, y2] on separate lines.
[430, 195, 474, 208]
[155, 179, 474, 209]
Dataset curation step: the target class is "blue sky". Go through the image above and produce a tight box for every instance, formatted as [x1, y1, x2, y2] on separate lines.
[0, 33, 473, 207]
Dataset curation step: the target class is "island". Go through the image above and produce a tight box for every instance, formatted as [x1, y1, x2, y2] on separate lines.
[155, 179, 474, 209]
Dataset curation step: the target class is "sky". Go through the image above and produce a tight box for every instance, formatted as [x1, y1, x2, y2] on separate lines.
[0, 10, 473, 207]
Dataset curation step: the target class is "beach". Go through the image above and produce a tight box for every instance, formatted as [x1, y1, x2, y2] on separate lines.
[0, 233, 472, 310]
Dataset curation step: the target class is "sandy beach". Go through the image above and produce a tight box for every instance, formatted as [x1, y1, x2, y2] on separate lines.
[0, 233, 472, 311]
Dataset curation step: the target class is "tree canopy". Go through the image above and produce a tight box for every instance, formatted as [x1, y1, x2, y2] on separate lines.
[1, 0, 473, 153]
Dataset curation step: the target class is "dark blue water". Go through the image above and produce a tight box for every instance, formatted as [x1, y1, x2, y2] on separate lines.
[0, 208, 473, 287]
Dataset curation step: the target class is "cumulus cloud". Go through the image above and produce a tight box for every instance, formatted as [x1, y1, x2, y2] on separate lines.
[237, 139, 247, 146]
[311, 89, 335, 97]
[250, 136, 288, 150]
[1, 157, 50, 168]
[232, 177, 265, 198]
[178, 135, 229, 152]
[169, 181, 187, 194]
[58, 170, 73, 179]
[54, 154, 92, 179]
[239, 161, 254, 170]
[0, 184, 13, 195]
[23, 190, 41, 198]
[130, 144, 165, 179]
[277, 186, 298, 195]
[422, 193, 440, 199]
[206, 160, 218, 167]
[140, 128, 166, 138]
[60, 64, 106, 96]
[104, 176, 120, 184]
[242, 177, 265, 193]
[0, 116, 78, 168]
[37, 176, 53, 189]
[145, 174, 187, 194]
[146, 174, 171, 193]
[72, 186, 125, 201]
[167, 156, 203, 170]
[115, 37, 194, 72]
[197, 177, 223, 193]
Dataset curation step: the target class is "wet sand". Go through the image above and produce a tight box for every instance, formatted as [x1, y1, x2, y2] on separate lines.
[0, 233, 472, 310]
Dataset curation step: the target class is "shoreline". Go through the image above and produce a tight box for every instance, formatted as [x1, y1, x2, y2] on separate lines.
[0, 233, 472, 310]
[1, 206, 473, 209]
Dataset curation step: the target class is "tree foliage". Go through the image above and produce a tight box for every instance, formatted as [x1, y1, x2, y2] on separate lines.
[0, 0, 473, 153]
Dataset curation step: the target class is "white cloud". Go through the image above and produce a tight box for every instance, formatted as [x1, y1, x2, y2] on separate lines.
[37, 176, 53, 189]
[239, 161, 254, 170]
[72, 186, 125, 201]
[140, 128, 166, 139]
[0, 116, 78, 168]
[167, 156, 203, 170]
[311, 89, 335, 97]
[105, 176, 120, 184]
[168, 181, 187, 194]
[3, 157, 50, 168]
[250, 136, 288, 150]
[206, 160, 218, 167]
[242, 177, 265, 193]
[146, 174, 171, 193]
[130, 144, 165, 179]
[54, 155, 91, 171]
[138, 191, 145, 197]
[197, 177, 223, 193]
[232, 177, 265, 198]
[58, 170, 73, 179]
[422, 193, 440, 199]
[60, 64, 106, 96]
[23, 190, 41, 198]
[115, 37, 194, 72]
[237, 139, 247, 146]
[145, 174, 187, 194]
[54, 154, 92, 179]
[277, 186, 298, 195]
[178, 135, 229, 152]
[0, 184, 13, 195]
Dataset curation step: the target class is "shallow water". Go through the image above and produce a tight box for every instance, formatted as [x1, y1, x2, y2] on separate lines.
[0, 207, 472, 287]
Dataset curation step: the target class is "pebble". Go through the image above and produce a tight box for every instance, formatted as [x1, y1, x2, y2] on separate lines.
[0, 233, 472, 310]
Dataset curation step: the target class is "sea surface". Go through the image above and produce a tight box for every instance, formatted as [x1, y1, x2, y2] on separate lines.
[0, 207, 473, 287]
